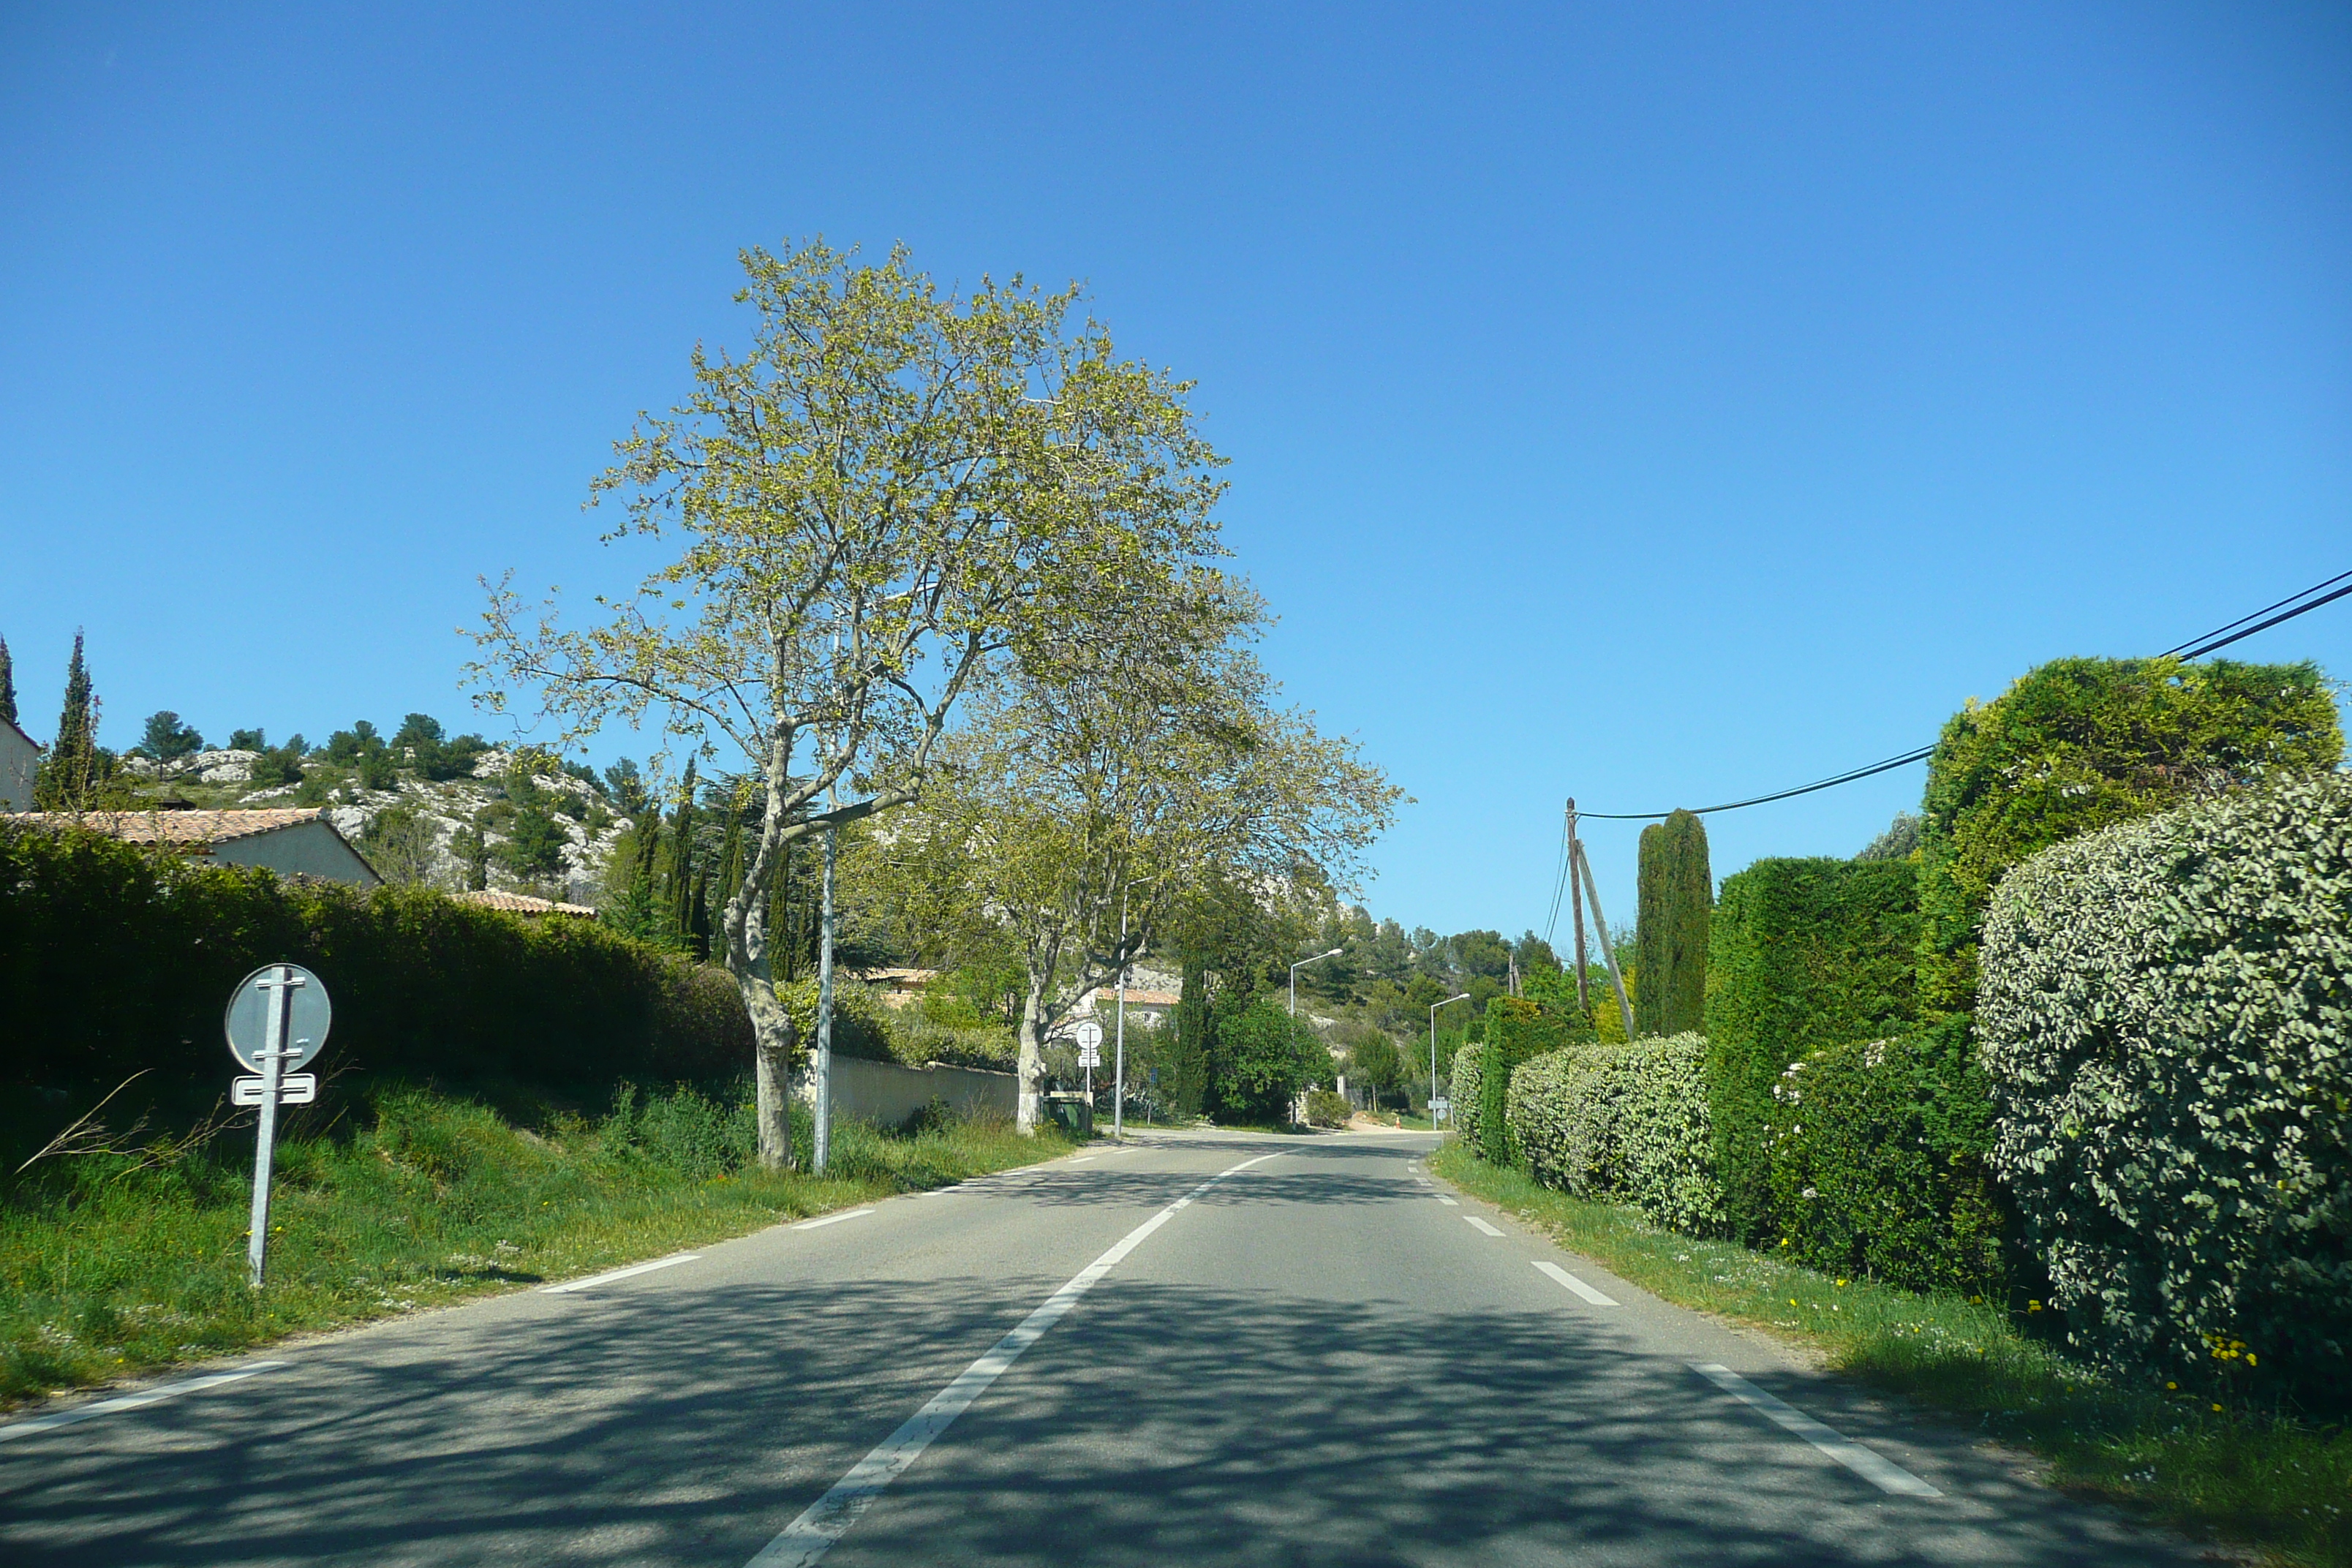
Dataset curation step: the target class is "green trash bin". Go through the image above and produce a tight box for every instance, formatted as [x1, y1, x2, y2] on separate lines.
[1044, 1091, 1093, 1137]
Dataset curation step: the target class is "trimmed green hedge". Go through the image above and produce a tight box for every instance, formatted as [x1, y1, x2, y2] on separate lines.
[0, 822, 751, 1128]
[1704, 856, 1921, 1243]
[1763, 1017, 2008, 1297]
[1635, 810, 1711, 1037]
[1451, 1041, 1486, 1152]
[1980, 771, 2352, 1408]
[1508, 1033, 1721, 1233]
[1477, 998, 1572, 1166]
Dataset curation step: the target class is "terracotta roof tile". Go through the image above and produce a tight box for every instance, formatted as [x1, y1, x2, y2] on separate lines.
[4, 808, 331, 846]
[453, 889, 600, 917]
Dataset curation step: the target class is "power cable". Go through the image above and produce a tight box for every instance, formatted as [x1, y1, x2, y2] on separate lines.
[1575, 568, 2351, 823]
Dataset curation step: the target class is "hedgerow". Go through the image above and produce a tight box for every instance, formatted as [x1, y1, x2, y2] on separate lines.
[1917, 655, 2340, 1017]
[1979, 770, 2352, 1409]
[1450, 1041, 1485, 1152]
[1477, 998, 1572, 1166]
[1507, 1034, 1721, 1234]
[0, 821, 750, 1127]
[1703, 856, 1921, 1243]
[1635, 810, 1711, 1037]
[1763, 1018, 2008, 1298]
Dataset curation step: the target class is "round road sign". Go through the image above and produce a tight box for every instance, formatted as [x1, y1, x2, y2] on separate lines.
[225, 963, 333, 1074]
[1074, 1018, 1104, 1052]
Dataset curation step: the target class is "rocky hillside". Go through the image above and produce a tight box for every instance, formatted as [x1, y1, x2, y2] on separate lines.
[122, 745, 634, 904]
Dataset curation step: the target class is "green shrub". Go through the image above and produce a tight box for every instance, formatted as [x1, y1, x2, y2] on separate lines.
[1477, 998, 1572, 1166]
[1450, 1041, 1485, 1150]
[0, 822, 752, 1137]
[1508, 1034, 1721, 1234]
[1918, 655, 2340, 1017]
[1763, 1018, 2008, 1297]
[1636, 810, 1711, 1037]
[1704, 856, 1921, 1243]
[1979, 770, 2352, 1408]
[1303, 1088, 1349, 1127]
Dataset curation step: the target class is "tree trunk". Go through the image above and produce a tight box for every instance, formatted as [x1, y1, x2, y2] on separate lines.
[1017, 978, 1049, 1136]
[742, 967, 799, 1170]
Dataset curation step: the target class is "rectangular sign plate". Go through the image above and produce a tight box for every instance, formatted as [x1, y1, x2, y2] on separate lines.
[233, 1074, 317, 1106]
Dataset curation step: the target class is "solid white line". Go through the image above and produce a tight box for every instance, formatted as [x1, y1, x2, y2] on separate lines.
[1464, 1215, 1504, 1237]
[0, 1360, 290, 1442]
[540, 1254, 703, 1294]
[1066, 1157, 1096, 1164]
[746, 1152, 1283, 1568]
[1437, 1196, 1460, 1207]
[1534, 1259, 1619, 1306]
[791, 1208, 876, 1232]
[1690, 1363, 1941, 1497]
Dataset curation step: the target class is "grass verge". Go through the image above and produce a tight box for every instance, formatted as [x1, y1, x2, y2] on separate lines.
[2, 1084, 1075, 1408]
[1433, 1142, 2351, 1568]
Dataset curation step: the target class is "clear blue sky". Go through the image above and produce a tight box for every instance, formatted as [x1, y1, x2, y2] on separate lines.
[4, 3, 2348, 938]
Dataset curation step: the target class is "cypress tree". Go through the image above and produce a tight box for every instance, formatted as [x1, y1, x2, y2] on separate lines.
[665, 760, 699, 946]
[0, 633, 16, 725]
[1635, 807, 1712, 1037]
[34, 630, 97, 810]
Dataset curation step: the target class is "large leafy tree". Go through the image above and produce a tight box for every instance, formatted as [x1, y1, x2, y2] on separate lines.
[868, 625, 1398, 1132]
[472, 241, 1229, 1166]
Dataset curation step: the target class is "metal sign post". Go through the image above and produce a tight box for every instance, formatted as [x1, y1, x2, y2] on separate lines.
[1074, 1018, 1104, 1116]
[225, 963, 332, 1289]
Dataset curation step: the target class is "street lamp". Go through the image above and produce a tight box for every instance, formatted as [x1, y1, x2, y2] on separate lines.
[1112, 872, 1164, 1144]
[1290, 949, 1343, 1019]
[1430, 993, 1470, 1128]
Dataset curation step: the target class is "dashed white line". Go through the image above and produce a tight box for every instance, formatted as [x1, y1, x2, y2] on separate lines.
[1690, 1363, 1941, 1497]
[747, 1153, 1283, 1567]
[1463, 1215, 1504, 1237]
[1533, 1259, 1619, 1305]
[1437, 1196, 1460, 1207]
[540, 1254, 702, 1294]
[0, 1361, 289, 1442]
[791, 1207, 875, 1232]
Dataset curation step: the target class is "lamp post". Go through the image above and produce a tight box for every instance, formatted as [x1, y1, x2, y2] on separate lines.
[1113, 872, 1163, 1143]
[1431, 992, 1470, 1128]
[1290, 949, 1342, 1019]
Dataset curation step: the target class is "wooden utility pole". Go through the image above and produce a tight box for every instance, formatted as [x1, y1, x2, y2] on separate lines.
[1575, 837, 1638, 1043]
[1567, 798, 1589, 1014]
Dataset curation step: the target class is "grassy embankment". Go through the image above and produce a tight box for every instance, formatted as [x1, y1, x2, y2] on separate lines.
[1433, 1143, 2351, 1568]
[1, 1085, 1075, 1407]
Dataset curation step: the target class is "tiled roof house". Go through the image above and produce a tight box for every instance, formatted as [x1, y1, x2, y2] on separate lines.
[4, 807, 383, 886]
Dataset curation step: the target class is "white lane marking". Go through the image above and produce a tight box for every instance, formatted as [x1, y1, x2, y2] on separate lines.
[1066, 1157, 1096, 1164]
[747, 1152, 1283, 1568]
[791, 1208, 875, 1232]
[1463, 1216, 1504, 1236]
[0, 1360, 290, 1442]
[1436, 1196, 1460, 1207]
[541, 1254, 702, 1294]
[1690, 1363, 1941, 1497]
[1533, 1260, 1618, 1306]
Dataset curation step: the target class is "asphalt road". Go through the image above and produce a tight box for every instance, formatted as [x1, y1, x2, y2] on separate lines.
[0, 1130, 2193, 1567]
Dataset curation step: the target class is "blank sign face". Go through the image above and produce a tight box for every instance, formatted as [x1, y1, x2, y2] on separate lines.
[224, 964, 333, 1074]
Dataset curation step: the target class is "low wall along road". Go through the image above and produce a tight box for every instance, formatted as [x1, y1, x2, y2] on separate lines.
[803, 1056, 1019, 1127]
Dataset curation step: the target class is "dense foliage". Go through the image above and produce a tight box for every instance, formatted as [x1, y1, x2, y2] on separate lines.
[1451, 1041, 1487, 1153]
[1763, 1017, 2008, 1297]
[1916, 655, 2340, 1017]
[1507, 1033, 1720, 1233]
[0, 822, 750, 1130]
[1635, 809, 1710, 1037]
[1202, 995, 1331, 1124]
[1703, 856, 1921, 1243]
[1980, 772, 2352, 1408]
[1475, 998, 1573, 1166]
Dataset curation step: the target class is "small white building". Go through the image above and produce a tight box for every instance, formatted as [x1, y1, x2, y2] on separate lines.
[0, 717, 38, 813]
[4, 808, 382, 886]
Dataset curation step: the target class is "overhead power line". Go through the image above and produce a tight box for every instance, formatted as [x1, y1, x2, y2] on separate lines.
[1574, 568, 2352, 823]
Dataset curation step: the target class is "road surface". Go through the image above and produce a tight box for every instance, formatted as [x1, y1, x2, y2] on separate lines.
[0, 1129, 2189, 1566]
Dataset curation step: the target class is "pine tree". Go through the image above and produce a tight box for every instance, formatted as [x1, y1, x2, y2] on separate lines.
[34, 631, 97, 810]
[1635, 808, 1712, 1037]
[0, 633, 16, 725]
